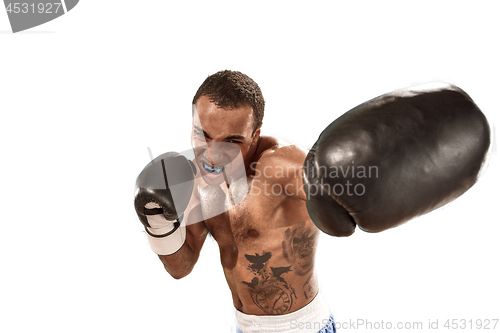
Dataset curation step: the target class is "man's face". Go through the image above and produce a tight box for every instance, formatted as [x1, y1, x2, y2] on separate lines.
[191, 95, 259, 185]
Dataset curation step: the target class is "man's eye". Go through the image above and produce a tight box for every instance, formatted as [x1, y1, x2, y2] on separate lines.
[229, 140, 242, 144]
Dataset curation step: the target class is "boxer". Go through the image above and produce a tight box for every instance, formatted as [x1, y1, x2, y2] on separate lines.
[134, 71, 490, 333]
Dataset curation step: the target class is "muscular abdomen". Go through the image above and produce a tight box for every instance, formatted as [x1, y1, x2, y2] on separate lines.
[208, 215, 320, 315]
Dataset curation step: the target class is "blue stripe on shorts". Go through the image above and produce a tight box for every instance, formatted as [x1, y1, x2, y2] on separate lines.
[318, 313, 336, 333]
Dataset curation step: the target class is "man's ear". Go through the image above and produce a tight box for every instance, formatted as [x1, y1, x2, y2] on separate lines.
[252, 125, 262, 142]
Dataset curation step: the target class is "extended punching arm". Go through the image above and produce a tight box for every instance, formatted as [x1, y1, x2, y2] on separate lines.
[303, 82, 490, 236]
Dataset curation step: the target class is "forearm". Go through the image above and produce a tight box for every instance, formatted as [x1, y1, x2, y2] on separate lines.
[157, 223, 207, 279]
[158, 241, 198, 279]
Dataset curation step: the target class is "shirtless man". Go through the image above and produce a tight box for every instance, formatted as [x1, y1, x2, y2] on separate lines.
[134, 71, 489, 332]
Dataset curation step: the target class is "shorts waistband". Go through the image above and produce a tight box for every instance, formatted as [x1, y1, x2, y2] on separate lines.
[235, 293, 330, 333]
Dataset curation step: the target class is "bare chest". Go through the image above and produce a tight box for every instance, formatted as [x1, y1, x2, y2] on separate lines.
[196, 176, 278, 244]
[201, 191, 263, 244]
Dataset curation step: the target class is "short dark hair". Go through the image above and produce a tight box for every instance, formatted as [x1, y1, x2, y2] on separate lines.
[192, 70, 265, 135]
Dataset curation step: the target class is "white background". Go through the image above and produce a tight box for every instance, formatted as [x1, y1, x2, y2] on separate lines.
[1, 1, 499, 332]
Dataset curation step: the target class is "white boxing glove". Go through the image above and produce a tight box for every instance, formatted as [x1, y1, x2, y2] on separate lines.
[143, 202, 186, 255]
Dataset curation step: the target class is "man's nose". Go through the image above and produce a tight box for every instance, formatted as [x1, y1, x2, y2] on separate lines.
[205, 141, 232, 165]
[206, 141, 221, 164]
[206, 141, 214, 165]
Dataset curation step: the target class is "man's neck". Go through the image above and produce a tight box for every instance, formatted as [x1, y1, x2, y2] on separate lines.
[244, 135, 262, 176]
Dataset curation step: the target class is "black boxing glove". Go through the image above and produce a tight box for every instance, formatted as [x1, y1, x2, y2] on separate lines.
[303, 82, 490, 236]
[134, 152, 197, 254]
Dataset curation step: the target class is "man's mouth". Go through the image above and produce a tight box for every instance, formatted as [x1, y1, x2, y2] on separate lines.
[202, 162, 225, 174]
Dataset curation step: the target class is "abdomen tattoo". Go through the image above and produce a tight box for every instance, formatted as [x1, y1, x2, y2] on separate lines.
[241, 251, 296, 315]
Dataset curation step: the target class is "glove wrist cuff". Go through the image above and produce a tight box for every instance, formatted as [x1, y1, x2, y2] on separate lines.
[145, 218, 186, 256]
[145, 220, 180, 238]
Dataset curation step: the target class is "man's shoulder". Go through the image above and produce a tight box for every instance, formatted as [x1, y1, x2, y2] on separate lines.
[254, 136, 308, 173]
